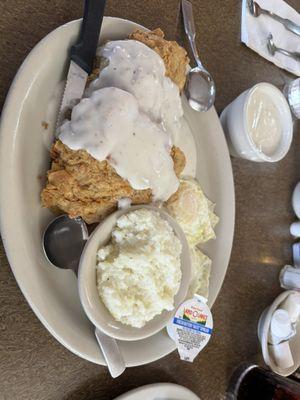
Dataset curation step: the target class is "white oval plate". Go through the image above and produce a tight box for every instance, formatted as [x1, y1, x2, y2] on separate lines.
[0, 17, 235, 367]
[114, 383, 200, 400]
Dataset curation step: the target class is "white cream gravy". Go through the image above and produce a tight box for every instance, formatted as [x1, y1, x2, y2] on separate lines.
[59, 40, 195, 200]
[246, 87, 282, 156]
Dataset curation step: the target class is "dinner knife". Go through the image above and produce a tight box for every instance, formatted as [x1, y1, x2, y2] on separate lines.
[56, 0, 106, 130]
[54, 0, 126, 378]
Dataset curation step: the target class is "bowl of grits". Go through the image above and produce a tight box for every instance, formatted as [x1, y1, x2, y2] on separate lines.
[78, 205, 191, 341]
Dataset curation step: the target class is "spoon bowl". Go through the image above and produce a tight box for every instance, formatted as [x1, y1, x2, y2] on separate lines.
[267, 34, 276, 56]
[248, 0, 261, 18]
[185, 66, 216, 112]
[266, 33, 300, 61]
[43, 215, 88, 273]
[182, 0, 216, 112]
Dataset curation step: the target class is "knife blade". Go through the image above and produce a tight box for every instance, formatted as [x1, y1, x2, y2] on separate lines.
[56, 0, 106, 132]
[56, 61, 88, 132]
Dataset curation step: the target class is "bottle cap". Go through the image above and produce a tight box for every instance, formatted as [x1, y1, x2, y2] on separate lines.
[280, 265, 300, 290]
[270, 309, 292, 340]
[290, 223, 300, 239]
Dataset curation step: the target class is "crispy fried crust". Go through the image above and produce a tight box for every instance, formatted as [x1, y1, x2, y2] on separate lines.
[41, 141, 186, 224]
[41, 29, 188, 224]
[129, 28, 189, 91]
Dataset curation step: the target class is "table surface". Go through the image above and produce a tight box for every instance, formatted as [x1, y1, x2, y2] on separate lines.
[1, 0, 300, 399]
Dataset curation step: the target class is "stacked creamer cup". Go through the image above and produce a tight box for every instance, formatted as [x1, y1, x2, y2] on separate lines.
[258, 290, 300, 376]
[280, 183, 300, 290]
[258, 183, 300, 376]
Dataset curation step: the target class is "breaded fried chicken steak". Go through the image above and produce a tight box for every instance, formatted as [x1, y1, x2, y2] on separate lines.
[41, 29, 189, 223]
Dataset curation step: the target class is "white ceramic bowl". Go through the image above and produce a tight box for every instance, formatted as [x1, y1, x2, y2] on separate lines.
[113, 383, 200, 400]
[0, 16, 234, 366]
[78, 205, 191, 341]
[220, 82, 293, 162]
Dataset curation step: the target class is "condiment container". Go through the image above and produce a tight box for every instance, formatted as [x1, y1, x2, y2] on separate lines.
[292, 182, 300, 220]
[281, 293, 300, 324]
[258, 290, 300, 376]
[220, 82, 293, 162]
[294, 243, 300, 268]
[280, 265, 300, 289]
[268, 309, 294, 370]
[290, 222, 300, 238]
[269, 309, 293, 344]
[167, 295, 213, 362]
[270, 341, 294, 370]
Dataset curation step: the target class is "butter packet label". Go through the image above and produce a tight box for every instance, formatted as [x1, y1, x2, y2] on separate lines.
[167, 295, 213, 362]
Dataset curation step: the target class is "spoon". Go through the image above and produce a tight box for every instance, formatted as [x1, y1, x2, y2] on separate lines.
[182, 0, 216, 112]
[43, 214, 126, 378]
[267, 34, 300, 62]
[248, 0, 300, 37]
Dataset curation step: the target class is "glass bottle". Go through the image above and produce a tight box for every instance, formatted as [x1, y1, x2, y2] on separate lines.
[226, 363, 300, 400]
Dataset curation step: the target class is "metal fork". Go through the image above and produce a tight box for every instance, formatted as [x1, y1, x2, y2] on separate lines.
[248, 0, 300, 37]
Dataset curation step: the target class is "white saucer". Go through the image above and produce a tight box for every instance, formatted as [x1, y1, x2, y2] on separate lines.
[114, 383, 200, 400]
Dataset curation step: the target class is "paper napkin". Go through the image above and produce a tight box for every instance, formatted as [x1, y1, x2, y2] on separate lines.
[241, 0, 300, 76]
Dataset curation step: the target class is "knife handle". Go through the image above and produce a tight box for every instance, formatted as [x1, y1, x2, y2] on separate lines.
[70, 0, 106, 74]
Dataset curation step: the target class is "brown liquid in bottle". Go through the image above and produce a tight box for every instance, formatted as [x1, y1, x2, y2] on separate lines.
[226, 364, 300, 400]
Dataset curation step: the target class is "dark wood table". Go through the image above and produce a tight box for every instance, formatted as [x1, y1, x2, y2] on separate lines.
[1, 1, 300, 399]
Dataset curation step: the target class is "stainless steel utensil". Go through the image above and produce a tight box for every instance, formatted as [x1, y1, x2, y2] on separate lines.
[181, 0, 216, 112]
[57, 0, 106, 129]
[248, 0, 300, 37]
[44, 1, 125, 378]
[43, 214, 126, 378]
[267, 33, 300, 62]
[43, 215, 88, 272]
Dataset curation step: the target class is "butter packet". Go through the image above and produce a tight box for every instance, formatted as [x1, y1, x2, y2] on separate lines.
[167, 295, 213, 362]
